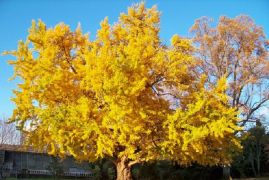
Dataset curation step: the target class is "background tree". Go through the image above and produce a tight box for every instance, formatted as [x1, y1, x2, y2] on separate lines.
[47, 157, 64, 179]
[232, 121, 269, 178]
[88, 158, 115, 180]
[190, 15, 269, 179]
[133, 161, 223, 180]
[5, 3, 241, 180]
[0, 118, 20, 145]
[191, 15, 269, 127]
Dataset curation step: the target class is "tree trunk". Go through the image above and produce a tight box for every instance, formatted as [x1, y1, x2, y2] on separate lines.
[256, 143, 261, 176]
[116, 157, 132, 180]
[223, 165, 231, 180]
[251, 158, 257, 177]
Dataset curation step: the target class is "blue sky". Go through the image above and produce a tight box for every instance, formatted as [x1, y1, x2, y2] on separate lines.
[0, 0, 269, 117]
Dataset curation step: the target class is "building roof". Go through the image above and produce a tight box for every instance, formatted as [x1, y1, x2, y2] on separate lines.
[0, 144, 44, 154]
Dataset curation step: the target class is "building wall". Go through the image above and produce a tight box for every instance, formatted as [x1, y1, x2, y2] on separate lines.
[3, 150, 90, 172]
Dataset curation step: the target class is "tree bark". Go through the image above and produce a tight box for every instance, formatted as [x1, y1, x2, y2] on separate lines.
[256, 142, 261, 176]
[251, 159, 257, 177]
[223, 165, 231, 180]
[116, 157, 132, 180]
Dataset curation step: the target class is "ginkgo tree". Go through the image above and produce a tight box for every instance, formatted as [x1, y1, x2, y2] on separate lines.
[5, 3, 241, 180]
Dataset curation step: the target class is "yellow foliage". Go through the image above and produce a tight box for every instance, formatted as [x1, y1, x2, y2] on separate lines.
[6, 3, 241, 166]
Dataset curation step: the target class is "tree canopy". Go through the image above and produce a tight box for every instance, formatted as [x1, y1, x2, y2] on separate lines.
[191, 16, 269, 127]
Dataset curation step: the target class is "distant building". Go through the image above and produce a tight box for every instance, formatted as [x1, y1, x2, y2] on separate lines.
[0, 144, 94, 178]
